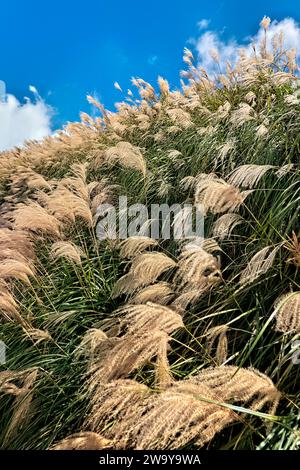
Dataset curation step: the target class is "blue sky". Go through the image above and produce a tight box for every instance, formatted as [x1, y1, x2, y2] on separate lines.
[1, 0, 300, 148]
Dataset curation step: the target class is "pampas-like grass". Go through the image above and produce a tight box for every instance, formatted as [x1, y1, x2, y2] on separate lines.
[23, 328, 52, 345]
[131, 282, 175, 305]
[50, 241, 85, 266]
[61, 176, 89, 202]
[85, 304, 182, 384]
[166, 108, 193, 129]
[212, 213, 243, 239]
[13, 202, 61, 238]
[111, 273, 141, 297]
[284, 231, 300, 267]
[113, 252, 177, 295]
[230, 102, 254, 127]
[154, 338, 174, 390]
[217, 141, 235, 163]
[240, 245, 281, 285]
[104, 141, 146, 175]
[273, 292, 300, 333]
[75, 328, 108, 363]
[171, 287, 209, 312]
[187, 366, 281, 415]
[195, 175, 249, 215]
[0, 288, 24, 324]
[206, 325, 229, 365]
[88, 330, 172, 384]
[9, 168, 52, 192]
[0, 16, 299, 451]
[25, 171, 52, 191]
[0, 228, 35, 260]
[0, 368, 37, 396]
[0, 368, 38, 446]
[112, 382, 236, 450]
[115, 302, 184, 335]
[50, 432, 113, 450]
[0, 259, 35, 285]
[181, 237, 221, 254]
[0, 248, 34, 267]
[85, 302, 183, 390]
[158, 76, 170, 94]
[175, 247, 221, 289]
[276, 163, 295, 178]
[180, 175, 197, 191]
[119, 236, 158, 259]
[88, 179, 117, 215]
[44, 187, 93, 227]
[85, 379, 150, 434]
[228, 164, 275, 188]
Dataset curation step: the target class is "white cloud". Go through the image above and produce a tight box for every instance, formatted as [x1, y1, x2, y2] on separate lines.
[194, 17, 300, 75]
[195, 31, 239, 74]
[197, 19, 210, 30]
[0, 86, 52, 151]
[29, 85, 38, 94]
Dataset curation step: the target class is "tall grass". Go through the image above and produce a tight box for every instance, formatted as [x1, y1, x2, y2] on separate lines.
[0, 17, 299, 450]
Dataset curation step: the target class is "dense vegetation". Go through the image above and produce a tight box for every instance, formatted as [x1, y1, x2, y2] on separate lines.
[0, 18, 299, 450]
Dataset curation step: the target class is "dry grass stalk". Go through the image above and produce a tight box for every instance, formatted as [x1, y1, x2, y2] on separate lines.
[166, 108, 193, 129]
[182, 237, 221, 254]
[119, 236, 158, 259]
[0, 259, 35, 285]
[75, 328, 108, 363]
[0, 288, 25, 325]
[0, 248, 33, 267]
[240, 245, 281, 285]
[13, 203, 61, 238]
[111, 273, 141, 297]
[179, 176, 197, 191]
[86, 379, 150, 433]
[116, 302, 184, 336]
[104, 141, 146, 175]
[132, 282, 175, 305]
[206, 325, 229, 365]
[212, 213, 243, 239]
[175, 247, 221, 289]
[187, 366, 281, 415]
[228, 164, 275, 188]
[113, 382, 235, 449]
[217, 141, 235, 162]
[88, 179, 116, 215]
[0, 228, 35, 260]
[274, 292, 300, 333]
[9, 168, 52, 192]
[23, 328, 52, 345]
[195, 175, 249, 215]
[1, 368, 38, 445]
[50, 241, 85, 266]
[44, 187, 93, 227]
[172, 287, 209, 312]
[230, 103, 254, 127]
[154, 338, 174, 390]
[50, 432, 113, 450]
[0, 368, 37, 396]
[284, 231, 300, 267]
[61, 175, 90, 201]
[88, 329, 176, 384]
[275, 164, 294, 178]
[114, 252, 176, 295]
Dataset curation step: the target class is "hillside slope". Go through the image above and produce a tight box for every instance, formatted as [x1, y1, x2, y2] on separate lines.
[0, 20, 299, 450]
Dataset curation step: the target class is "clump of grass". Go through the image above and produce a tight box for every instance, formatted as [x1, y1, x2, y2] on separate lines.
[0, 16, 299, 450]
